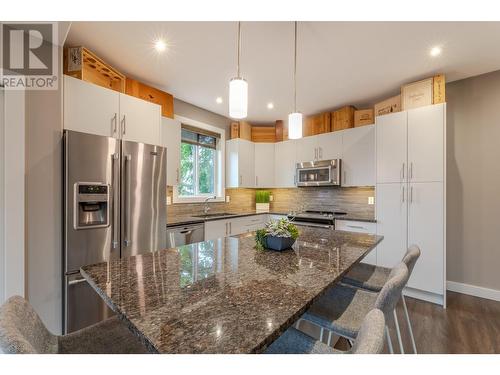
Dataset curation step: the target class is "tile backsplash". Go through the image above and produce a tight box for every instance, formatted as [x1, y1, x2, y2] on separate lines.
[167, 186, 375, 218]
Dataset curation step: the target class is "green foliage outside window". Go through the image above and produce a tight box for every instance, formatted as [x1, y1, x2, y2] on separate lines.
[178, 142, 216, 196]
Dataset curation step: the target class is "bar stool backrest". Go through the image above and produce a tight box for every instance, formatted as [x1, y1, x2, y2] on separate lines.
[351, 309, 386, 354]
[0, 296, 58, 354]
[374, 263, 409, 317]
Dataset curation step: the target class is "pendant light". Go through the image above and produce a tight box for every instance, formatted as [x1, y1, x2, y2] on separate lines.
[229, 21, 248, 119]
[288, 21, 303, 139]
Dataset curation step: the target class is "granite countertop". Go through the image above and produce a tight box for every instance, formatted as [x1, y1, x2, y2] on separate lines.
[81, 227, 383, 354]
[167, 210, 375, 227]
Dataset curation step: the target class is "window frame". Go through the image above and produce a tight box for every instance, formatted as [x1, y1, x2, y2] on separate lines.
[173, 115, 225, 204]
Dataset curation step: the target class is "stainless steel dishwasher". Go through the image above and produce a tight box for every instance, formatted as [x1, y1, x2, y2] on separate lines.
[166, 222, 205, 248]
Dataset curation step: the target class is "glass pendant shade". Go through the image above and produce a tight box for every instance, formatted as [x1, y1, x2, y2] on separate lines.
[229, 77, 248, 119]
[288, 112, 303, 139]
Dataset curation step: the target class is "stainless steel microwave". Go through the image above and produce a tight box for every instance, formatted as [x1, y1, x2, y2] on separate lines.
[295, 159, 342, 187]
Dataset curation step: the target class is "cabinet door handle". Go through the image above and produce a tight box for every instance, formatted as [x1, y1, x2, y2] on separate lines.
[319, 147, 323, 159]
[294, 174, 297, 185]
[111, 113, 117, 135]
[225, 223, 228, 236]
[410, 162, 413, 180]
[402, 162, 405, 180]
[229, 222, 232, 234]
[176, 168, 179, 184]
[347, 225, 365, 230]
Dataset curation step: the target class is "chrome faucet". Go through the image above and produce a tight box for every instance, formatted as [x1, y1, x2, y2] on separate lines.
[203, 195, 217, 214]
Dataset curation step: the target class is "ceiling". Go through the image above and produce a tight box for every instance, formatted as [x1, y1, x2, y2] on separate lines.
[66, 21, 500, 123]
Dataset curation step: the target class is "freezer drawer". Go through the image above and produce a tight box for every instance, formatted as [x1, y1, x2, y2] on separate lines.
[64, 274, 114, 334]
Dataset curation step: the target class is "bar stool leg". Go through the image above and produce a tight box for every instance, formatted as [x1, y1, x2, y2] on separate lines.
[393, 309, 404, 354]
[385, 326, 394, 354]
[402, 295, 417, 354]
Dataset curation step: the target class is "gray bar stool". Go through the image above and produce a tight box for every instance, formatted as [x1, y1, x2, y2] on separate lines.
[265, 309, 385, 354]
[301, 262, 409, 354]
[342, 245, 421, 353]
[0, 296, 150, 354]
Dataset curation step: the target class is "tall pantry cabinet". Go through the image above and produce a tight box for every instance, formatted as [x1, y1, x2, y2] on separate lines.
[375, 103, 446, 306]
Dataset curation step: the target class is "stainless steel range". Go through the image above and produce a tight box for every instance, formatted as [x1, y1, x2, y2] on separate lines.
[287, 210, 346, 229]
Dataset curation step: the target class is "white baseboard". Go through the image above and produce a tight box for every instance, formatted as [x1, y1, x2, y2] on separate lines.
[447, 281, 500, 302]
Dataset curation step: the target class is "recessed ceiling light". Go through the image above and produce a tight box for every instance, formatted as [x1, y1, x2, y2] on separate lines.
[154, 39, 167, 52]
[267, 102, 274, 109]
[430, 46, 442, 57]
[216, 97, 223, 104]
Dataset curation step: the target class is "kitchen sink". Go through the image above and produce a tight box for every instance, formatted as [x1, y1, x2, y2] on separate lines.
[193, 212, 238, 218]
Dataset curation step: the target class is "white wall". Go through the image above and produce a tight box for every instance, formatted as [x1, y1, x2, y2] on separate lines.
[1, 87, 26, 302]
[0, 87, 4, 303]
[24, 46, 64, 333]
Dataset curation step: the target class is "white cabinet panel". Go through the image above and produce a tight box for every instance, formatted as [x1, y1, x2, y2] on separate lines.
[274, 140, 297, 188]
[254, 143, 275, 187]
[375, 183, 408, 268]
[63, 75, 120, 138]
[336, 219, 377, 264]
[342, 125, 375, 187]
[407, 103, 444, 183]
[119, 93, 161, 146]
[376, 111, 407, 183]
[316, 131, 342, 160]
[160, 117, 181, 186]
[225, 139, 255, 188]
[407, 182, 444, 295]
[204, 220, 229, 241]
[295, 135, 318, 162]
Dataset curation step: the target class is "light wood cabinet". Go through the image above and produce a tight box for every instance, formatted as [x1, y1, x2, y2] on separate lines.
[304, 112, 331, 137]
[160, 117, 181, 186]
[274, 140, 297, 188]
[341, 125, 375, 187]
[254, 143, 275, 188]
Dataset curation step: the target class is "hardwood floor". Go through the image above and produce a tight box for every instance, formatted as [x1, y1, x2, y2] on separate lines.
[297, 291, 500, 354]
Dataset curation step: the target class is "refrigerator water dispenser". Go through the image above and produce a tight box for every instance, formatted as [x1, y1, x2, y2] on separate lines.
[74, 182, 110, 229]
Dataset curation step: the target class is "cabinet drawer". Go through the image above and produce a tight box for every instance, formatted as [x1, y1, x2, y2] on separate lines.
[335, 220, 376, 234]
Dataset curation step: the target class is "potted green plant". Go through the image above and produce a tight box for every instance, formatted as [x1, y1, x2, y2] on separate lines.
[255, 190, 270, 212]
[255, 218, 299, 251]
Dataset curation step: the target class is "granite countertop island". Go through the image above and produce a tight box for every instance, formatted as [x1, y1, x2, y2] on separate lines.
[81, 227, 383, 353]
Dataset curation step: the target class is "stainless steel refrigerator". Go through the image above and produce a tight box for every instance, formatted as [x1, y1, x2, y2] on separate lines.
[63, 130, 166, 333]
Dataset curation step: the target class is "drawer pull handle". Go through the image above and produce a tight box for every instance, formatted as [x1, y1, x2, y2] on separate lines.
[347, 225, 365, 229]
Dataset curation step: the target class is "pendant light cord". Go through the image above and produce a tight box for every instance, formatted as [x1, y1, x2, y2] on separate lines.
[237, 21, 241, 78]
[294, 21, 297, 112]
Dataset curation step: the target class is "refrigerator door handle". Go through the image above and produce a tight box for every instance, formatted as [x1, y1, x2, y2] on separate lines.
[124, 154, 132, 247]
[68, 277, 87, 286]
[111, 153, 120, 249]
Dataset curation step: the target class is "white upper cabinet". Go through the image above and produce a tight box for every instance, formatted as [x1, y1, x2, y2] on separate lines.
[254, 143, 275, 188]
[64, 75, 120, 138]
[376, 111, 408, 183]
[407, 181, 444, 295]
[274, 140, 297, 188]
[64, 75, 161, 146]
[160, 117, 181, 186]
[119, 93, 161, 145]
[316, 131, 342, 160]
[295, 135, 318, 163]
[341, 125, 375, 187]
[226, 139, 255, 188]
[407, 103, 445, 183]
